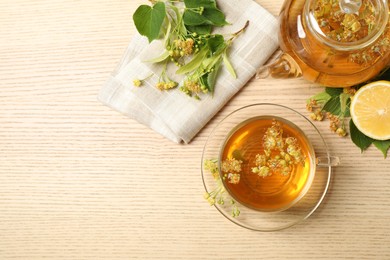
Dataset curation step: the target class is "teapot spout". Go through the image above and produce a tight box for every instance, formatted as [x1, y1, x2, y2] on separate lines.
[257, 51, 302, 79]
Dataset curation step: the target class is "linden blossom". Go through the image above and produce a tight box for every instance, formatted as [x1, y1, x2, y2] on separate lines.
[203, 158, 241, 217]
[251, 120, 306, 178]
[305, 67, 390, 157]
[132, 0, 248, 100]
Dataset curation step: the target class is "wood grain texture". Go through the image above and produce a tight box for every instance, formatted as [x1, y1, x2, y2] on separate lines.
[1, 0, 389, 259]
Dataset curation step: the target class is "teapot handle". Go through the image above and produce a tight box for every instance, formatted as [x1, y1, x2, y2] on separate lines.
[256, 49, 303, 80]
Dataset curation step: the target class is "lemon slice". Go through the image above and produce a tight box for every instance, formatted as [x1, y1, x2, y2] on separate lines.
[350, 80, 390, 140]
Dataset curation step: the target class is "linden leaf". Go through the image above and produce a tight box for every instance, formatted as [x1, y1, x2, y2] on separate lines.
[186, 24, 212, 35]
[202, 8, 228, 26]
[183, 1, 228, 27]
[207, 35, 225, 54]
[325, 87, 343, 97]
[350, 119, 374, 152]
[184, 0, 217, 8]
[183, 10, 208, 26]
[378, 67, 390, 80]
[322, 96, 341, 115]
[133, 2, 166, 43]
[373, 140, 390, 158]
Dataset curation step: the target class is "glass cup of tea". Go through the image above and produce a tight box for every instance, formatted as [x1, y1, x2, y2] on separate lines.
[201, 103, 339, 231]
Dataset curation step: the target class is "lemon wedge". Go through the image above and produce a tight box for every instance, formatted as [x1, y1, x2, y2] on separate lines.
[350, 80, 390, 140]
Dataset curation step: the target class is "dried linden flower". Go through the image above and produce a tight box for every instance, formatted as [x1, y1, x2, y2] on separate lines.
[252, 166, 271, 178]
[227, 173, 240, 184]
[252, 120, 306, 178]
[221, 158, 243, 173]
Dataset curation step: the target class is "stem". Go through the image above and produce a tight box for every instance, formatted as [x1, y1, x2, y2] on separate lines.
[227, 20, 250, 45]
[232, 20, 250, 38]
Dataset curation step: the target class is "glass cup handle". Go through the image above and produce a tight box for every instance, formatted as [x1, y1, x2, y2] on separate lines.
[316, 156, 340, 167]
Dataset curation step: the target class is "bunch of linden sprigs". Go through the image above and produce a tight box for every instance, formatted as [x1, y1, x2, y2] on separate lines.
[132, 0, 248, 100]
[306, 68, 390, 157]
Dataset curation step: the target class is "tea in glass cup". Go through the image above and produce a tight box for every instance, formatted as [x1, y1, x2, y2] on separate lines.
[219, 116, 316, 212]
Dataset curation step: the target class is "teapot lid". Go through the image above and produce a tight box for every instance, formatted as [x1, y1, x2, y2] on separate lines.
[304, 0, 389, 51]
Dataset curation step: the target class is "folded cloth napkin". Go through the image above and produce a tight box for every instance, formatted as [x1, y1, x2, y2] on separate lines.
[98, 0, 279, 143]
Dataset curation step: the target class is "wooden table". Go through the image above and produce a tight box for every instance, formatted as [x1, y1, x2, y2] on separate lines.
[1, 0, 389, 259]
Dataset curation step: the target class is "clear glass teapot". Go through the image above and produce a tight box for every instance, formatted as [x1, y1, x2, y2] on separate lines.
[258, 0, 390, 87]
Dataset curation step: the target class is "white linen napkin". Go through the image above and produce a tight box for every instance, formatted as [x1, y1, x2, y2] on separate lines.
[98, 0, 279, 143]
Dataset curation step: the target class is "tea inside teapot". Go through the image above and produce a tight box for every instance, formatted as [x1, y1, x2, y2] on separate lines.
[258, 0, 390, 87]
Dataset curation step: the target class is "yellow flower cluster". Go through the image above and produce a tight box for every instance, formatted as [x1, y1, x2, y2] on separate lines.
[184, 80, 202, 93]
[221, 158, 242, 173]
[252, 120, 306, 177]
[203, 157, 241, 217]
[221, 158, 243, 184]
[172, 38, 195, 57]
[133, 79, 142, 87]
[155, 81, 178, 91]
[307, 99, 325, 121]
[180, 80, 208, 99]
[204, 159, 219, 180]
[326, 112, 347, 136]
[306, 97, 348, 137]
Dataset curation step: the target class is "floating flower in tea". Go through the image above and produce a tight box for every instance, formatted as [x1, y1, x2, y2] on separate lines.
[251, 120, 306, 178]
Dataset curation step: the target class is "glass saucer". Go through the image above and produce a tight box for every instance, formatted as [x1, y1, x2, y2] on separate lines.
[201, 103, 334, 231]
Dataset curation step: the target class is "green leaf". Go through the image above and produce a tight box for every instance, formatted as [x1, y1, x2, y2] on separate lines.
[183, 10, 208, 26]
[307, 91, 331, 105]
[207, 35, 225, 53]
[202, 8, 228, 26]
[373, 140, 390, 158]
[325, 87, 343, 97]
[322, 96, 341, 115]
[176, 47, 209, 75]
[377, 67, 390, 80]
[350, 119, 374, 152]
[144, 50, 170, 63]
[186, 24, 212, 35]
[133, 2, 166, 43]
[183, 1, 228, 27]
[184, 0, 217, 8]
[223, 52, 236, 78]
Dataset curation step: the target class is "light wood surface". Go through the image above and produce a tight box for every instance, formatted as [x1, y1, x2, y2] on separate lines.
[1, 0, 390, 259]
